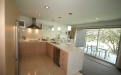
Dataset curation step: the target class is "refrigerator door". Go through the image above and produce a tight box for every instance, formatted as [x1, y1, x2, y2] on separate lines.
[15, 25, 19, 75]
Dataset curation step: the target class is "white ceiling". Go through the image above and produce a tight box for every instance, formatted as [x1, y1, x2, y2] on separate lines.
[15, 0, 121, 25]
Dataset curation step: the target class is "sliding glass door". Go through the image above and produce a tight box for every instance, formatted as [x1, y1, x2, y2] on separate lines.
[86, 29, 99, 56]
[97, 28, 120, 64]
[84, 28, 121, 64]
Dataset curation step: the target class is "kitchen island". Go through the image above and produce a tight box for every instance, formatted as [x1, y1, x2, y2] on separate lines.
[19, 41, 84, 75]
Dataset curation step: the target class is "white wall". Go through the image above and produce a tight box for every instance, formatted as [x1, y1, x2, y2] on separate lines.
[19, 15, 67, 40]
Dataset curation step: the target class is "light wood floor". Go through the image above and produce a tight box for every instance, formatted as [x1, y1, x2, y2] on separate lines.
[19, 54, 65, 75]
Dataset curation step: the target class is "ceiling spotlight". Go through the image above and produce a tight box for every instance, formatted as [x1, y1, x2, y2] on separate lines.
[38, 14, 41, 16]
[45, 6, 49, 9]
[69, 13, 73, 25]
[96, 18, 99, 20]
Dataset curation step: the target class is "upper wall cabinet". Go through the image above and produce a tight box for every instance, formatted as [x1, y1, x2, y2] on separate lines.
[42, 24, 53, 30]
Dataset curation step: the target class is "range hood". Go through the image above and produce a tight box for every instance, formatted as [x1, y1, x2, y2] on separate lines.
[27, 18, 41, 29]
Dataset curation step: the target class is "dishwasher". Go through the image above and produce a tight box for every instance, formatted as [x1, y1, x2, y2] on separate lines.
[53, 47, 60, 66]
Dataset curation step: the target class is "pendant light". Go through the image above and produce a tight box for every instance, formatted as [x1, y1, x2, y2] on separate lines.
[67, 13, 73, 31]
[51, 19, 54, 31]
[58, 17, 61, 31]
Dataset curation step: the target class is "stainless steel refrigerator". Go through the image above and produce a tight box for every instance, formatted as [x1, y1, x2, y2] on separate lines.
[15, 23, 19, 75]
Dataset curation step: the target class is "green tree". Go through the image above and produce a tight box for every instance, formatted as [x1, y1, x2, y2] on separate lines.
[99, 28, 121, 54]
[86, 29, 99, 41]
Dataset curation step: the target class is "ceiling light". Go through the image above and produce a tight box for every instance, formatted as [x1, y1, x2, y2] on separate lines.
[96, 18, 99, 20]
[38, 14, 41, 16]
[67, 26, 71, 31]
[69, 13, 73, 25]
[52, 28, 54, 31]
[58, 27, 61, 31]
[58, 17, 61, 31]
[68, 13, 73, 31]
[52, 20, 54, 31]
[45, 6, 49, 9]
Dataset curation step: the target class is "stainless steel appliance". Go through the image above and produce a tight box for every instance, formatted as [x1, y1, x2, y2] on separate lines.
[15, 24, 19, 75]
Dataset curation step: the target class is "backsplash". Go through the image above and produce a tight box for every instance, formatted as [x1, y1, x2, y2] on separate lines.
[19, 28, 67, 40]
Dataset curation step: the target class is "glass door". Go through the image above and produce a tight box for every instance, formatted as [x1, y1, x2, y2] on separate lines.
[76, 28, 121, 64]
[97, 28, 120, 64]
[85, 29, 99, 57]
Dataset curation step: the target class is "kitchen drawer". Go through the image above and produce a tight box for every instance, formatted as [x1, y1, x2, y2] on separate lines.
[60, 57, 68, 65]
[60, 63, 67, 73]
[60, 50, 68, 58]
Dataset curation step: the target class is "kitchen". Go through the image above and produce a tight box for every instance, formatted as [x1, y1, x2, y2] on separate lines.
[19, 15, 84, 75]
[1, 0, 121, 75]
[0, 0, 85, 74]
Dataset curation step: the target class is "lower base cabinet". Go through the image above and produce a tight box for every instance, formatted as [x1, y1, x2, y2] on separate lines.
[19, 42, 84, 75]
[46, 42, 54, 59]
[60, 49, 84, 75]
[60, 50, 68, 73]
[19, 42, 46, 57]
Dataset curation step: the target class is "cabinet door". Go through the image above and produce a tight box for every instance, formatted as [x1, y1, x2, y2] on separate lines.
[49, 43, 54, 59]
[46, 43, 54, 59]
[60, 50, 68, 73]
[19, 43, 27, 55]
[34, 43, 41, 53]
[46, 43, 49, 55]
[40, 42, 46, 53]
[27, 43, 35, 54]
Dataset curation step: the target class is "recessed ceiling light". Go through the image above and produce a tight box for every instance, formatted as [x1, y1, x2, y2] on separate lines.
[45, 6, 49, 9]
[38, 14, 41, 16]
[96, 18, 99, 20]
